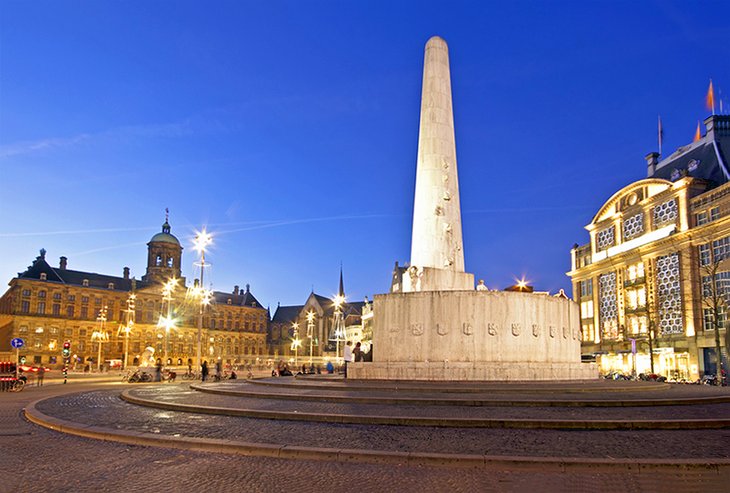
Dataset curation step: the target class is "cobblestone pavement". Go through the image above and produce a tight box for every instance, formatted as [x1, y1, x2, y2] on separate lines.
[3, 383, 729, 492]
[35, 386, 730, 459]
[145, 382, 730, 420]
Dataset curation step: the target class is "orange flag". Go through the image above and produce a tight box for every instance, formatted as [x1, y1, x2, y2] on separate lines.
[706, 79, 715, 114]
[694, 121, 702, 142]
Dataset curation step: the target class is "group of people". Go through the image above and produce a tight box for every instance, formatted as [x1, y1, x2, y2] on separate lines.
[343, 341, 372, 378]
[200, 359, 237, 381]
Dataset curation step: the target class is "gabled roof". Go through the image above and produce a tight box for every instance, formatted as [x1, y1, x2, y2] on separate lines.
[211, 287, 263, 308]
[271, 304, 303, 324]
[17, 250, 146, 291]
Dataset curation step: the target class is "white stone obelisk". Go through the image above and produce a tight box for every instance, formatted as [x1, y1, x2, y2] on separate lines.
[406, 36, 472, 292]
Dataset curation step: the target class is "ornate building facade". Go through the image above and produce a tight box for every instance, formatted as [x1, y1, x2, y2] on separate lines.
[569, 115, 730, 381]
[0, 217, 269, 369]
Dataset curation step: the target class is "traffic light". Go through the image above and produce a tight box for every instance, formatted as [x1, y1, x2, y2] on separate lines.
[62, 341, 71, 358]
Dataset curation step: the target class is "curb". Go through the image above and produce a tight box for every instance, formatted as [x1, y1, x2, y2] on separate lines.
[122, 389, 730, 430]
[249, 378, 671, 394]
[192, 383, 730, 408]
[23, 397, 730, 473]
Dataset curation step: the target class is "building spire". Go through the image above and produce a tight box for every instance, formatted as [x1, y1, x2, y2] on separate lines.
[338, 263, 345, 298]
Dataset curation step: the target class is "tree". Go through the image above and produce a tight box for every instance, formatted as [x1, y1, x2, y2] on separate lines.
[697, 235, 729, 384]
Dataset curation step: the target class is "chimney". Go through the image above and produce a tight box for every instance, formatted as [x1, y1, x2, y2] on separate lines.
[233, 285, 239, 295]
[123, 267, 130, 280]
[645, 152, 660, 177]
[245, 283, 250, 293]
[194, 278, 200, 288]
[59, 256, 67, 270]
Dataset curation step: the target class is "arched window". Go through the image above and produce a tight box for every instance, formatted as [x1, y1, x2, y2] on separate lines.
[155, 255, 162, 266]
[167, 257, 174, 268]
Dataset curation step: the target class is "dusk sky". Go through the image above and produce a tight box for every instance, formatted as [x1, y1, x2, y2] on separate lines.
[1, 1, 729, 307]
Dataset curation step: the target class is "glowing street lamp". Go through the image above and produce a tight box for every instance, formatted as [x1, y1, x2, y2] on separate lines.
[332, 294, 346, 363]
[192, 228, 213, 373]
[91, 305, 109, 372]
[159, 278, 178, 365]
[118, 292, 136, 370]
[306, 310, 315, 366]
[291, 322, 302, 367]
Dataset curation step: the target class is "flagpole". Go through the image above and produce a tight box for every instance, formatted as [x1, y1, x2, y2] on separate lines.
[658, 115, 663, 157]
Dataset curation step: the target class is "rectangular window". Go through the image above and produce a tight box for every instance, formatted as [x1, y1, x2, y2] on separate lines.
[68, 295, 76, 302]
[52, 304, 61, 316]
[37, 302, 46, 314]
[21, 301, 30, 313]
[710, 207, 720, 221]
[38, 290, 46, 299]
[79, 328, 87, 336]
[66, 306, 74, 317]
[81, 296, 89, 304]
[581, 323, 594, 342]
[699, 244, 711, 266]
[696, 211, 709, 226]
[579, 279, 593, 298]
[712, 237, 730, 262]
[53, 293, 61, 300]
[80, 307, 88, 319]
[580, 300, 594, 318]
[22, 289, 31, 297]
[703, 306, 727, 331]
[19, 325, 28, 333]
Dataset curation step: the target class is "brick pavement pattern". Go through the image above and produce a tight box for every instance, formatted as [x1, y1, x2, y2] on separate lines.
[4, 380, 730, 492]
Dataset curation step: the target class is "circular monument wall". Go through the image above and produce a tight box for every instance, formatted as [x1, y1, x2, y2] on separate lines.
[350, 290, 597, 381]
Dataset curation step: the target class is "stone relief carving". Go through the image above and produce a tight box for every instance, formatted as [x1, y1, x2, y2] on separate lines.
[532, 324, 540, 337]
[389, 325, 400, 333]
[549, 325, 556, 338]
[434, 205, 444, 216]
[511, 323, 521, 336]
[443, 191, 451, 201]
[487, 323, 498, 336]
[411, 323, 424, 336]
[462, 323, 473, 336]
[436, 324, 449, 336]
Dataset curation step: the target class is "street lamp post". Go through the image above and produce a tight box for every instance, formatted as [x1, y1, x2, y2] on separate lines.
[306, 311, 315, 366]
[159, 278, 178, 366]
[291, 322, 301, 367]
[92, 305, 109, 372]
[120, 293, 136, 370]
[193, 229, 213, 375]
[332, 294, 345, 363]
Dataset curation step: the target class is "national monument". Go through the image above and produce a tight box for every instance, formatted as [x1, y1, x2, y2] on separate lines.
[350, 36, 597, 381]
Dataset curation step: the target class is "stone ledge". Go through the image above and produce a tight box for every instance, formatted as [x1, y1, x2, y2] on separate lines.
[22, 397, 730, 472]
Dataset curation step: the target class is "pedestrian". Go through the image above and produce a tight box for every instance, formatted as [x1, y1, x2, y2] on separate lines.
[353, 342, 363, 362]
[215, 360, 223, 381]
[37, 365, 45, 386]
[155, 358, 163, 382]
[365, 343, 373, 362]
[326, 361, 334, 374]
[201, 360, 209, 382]
[343, 340, 353, 378]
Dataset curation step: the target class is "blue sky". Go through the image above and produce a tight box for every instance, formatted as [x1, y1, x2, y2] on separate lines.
[1, 1, 729, 307]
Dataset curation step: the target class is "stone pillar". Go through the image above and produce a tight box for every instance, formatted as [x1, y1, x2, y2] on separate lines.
[407, 36, 473, 292]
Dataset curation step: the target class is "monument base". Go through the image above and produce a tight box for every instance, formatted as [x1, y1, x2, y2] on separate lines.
[348, 361, 598, 381]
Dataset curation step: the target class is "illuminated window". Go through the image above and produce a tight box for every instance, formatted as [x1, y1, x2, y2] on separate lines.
[710, 207, 720, 221]
[703, 307, 726, 331]
[653, 199, 678, 228]
[82, 279, 89, 287]
[626, 262, 645, 282]
[596, 227, 615, 251]
[581, 322, 595, 342]
[623, 213, 644, 241]
[580, 300, 594, 318]
[167, 257, 174, 268]
[40, 273, 47, 281]
[656, 252, 683, 335]
[599, 272, 618, 339]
